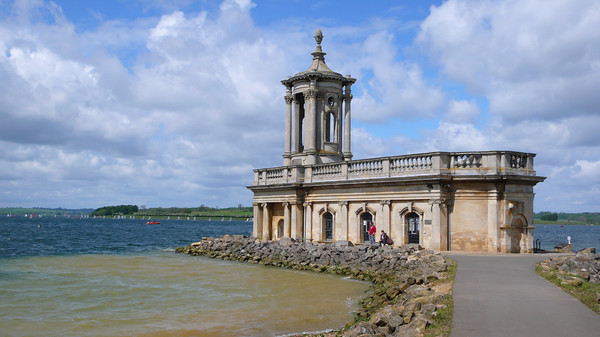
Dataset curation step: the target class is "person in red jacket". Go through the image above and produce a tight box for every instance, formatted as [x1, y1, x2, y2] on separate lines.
[368, 222, 376, 245]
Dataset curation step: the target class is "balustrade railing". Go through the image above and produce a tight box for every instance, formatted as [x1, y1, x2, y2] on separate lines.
[252, 151, 537, 186]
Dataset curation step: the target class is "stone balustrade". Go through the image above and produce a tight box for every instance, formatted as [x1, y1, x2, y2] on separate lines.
[253, 151, 537, 186]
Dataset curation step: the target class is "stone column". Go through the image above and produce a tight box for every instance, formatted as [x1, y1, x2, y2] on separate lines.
[343, 84, 353, 161]
[305, 81, 318, 164]
[253, 202, 261, 239]
[431, 200, 449, 251]
[291, 202, 302, 240]
[338, 201, 348, 240]
[487, 192, 500, 252]
[431, 201, 441, 250]
[261, 203, 270, 241]
[283, 202, 291, 238]
[304, 201, 313, 241]
[283, 87, 293, 165]
[380, 200, 391, 239]
[293, 95, 301, 154]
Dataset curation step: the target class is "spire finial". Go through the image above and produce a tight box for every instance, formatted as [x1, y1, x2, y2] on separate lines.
[314, 29, 323, 52]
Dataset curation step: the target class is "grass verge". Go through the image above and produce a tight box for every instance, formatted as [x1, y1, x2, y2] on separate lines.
[536, 262, 600, 315]
[424, 259, 457, 337]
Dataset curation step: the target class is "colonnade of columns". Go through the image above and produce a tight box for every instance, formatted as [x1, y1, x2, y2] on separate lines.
[252, 199, 442, 247]
[282, 81, 353, 166]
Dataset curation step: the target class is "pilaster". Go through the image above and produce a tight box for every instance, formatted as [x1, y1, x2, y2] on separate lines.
[343, 83, 353, 161]
[380, 200, 391, 239]
[338, 201, 348, 240]
[261, 203, 270, 241]
[304, 201, 313, 241]
[283, 202, 290, 238]
[283, 89, 293, 165]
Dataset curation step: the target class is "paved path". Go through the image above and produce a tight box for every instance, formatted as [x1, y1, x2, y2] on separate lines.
[444, 252, 600, 337]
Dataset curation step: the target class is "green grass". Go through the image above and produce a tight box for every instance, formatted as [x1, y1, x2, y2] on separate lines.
[536, 263, 600, 315]
[424, 259, 457, 337]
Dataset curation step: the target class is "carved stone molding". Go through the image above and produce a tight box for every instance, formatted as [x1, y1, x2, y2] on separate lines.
[379, 200, 391, 206]
[284, 95, 293, 104]
[303, 201, 312, 207]
[338, 200, 348, 207]
[305, 89, 319, 99]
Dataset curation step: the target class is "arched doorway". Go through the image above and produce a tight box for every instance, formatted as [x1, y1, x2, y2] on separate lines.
[511, 218, 524, 253]
[277, 219, 284, 239]
[360, 212, 373, 243]
[407, 212, 420, 244]
[323, 212, 333, 241]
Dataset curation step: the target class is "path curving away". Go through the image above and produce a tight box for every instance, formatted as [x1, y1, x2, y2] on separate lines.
[445, 252, 600, 337]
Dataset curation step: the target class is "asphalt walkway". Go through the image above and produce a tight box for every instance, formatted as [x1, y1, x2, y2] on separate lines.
[444, 252, 600, 337]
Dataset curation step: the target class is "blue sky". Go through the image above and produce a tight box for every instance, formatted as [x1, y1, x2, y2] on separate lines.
[1, 0, 599, 212]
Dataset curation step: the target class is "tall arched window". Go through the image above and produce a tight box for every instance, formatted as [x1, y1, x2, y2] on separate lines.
[277, 219, 284, 239]
[323, 212, 333, 240]
[406, 212, 420, 244]
[360, 212, 373, 242]
[326, 111, 335, 142]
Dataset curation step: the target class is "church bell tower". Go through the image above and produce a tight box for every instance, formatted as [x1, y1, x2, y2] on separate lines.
[281, 29, 356, 166]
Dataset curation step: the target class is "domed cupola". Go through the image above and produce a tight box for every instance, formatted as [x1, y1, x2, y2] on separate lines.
[281, 29, 356, 166]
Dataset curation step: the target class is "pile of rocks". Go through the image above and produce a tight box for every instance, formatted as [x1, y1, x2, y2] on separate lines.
[538, 248, 600, 286]
[176, 235, 452, 337]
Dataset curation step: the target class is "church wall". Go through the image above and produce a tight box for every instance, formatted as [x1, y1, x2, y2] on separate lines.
[251, 180, 538, 252]
[450, 183, 494, 251]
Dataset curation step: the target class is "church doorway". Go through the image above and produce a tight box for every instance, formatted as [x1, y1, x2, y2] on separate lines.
[323, 212, 333, 241]
[277, 219, 284, 239]
[360, 212, 373, 243]
[511, 218, 524, 253]
[407, 212, 420, 244]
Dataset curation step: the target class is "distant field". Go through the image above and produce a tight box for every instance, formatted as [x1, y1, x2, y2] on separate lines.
[0, 207, 93, 216]
[533, 219, 591, 225]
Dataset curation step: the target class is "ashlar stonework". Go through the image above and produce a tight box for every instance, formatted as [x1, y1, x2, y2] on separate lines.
[248, 29, 545, 253]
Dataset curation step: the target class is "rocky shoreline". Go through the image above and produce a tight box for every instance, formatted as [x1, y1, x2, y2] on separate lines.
[176, 235, 452, 337]
[538, 248, 600, 285]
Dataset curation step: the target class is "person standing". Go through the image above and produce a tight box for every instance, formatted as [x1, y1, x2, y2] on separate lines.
[368, 222, 376, 245]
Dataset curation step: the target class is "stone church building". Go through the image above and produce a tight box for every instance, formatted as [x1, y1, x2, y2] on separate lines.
[248, 30, 545, 253]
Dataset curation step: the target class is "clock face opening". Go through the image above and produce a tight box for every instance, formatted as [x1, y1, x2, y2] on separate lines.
[328, 97, 335, 107]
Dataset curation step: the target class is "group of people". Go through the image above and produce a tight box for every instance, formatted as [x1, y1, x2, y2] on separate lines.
[368, 222, 393, 246]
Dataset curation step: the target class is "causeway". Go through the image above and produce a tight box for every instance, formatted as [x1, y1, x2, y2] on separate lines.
[446, 252, 600, 337]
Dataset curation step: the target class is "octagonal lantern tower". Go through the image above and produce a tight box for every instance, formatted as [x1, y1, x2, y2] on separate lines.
[281, 29, 356, 166]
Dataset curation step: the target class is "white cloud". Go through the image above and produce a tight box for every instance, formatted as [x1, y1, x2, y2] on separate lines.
[445, 99, 479, 124]
[1, 0, 599, 213]
[417, 0, 600, 123]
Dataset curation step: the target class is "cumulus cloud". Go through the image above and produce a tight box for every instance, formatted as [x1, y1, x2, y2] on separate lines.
[417, 0, 600, 123]
[0, 0, 287, 207]
[1, 0, 599, 212]
[445, 99, 479, 124]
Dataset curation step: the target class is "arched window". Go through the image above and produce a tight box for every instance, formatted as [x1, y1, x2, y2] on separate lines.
[326, 111, 336, 142]
[407, 212, 420, 244]
[323, 212, 333, 240]
[360, 212, 373, 242]
[277, 219, 284, 239]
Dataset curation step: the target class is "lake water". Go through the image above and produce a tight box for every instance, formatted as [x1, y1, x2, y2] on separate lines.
[2, 217, 598, 337]
[0, 217, 369, 337]
[533, 223, 600, 252]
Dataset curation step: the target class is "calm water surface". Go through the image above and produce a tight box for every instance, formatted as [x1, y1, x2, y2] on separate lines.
[0, 217, 369, 337]
[534, 223, 600, 252]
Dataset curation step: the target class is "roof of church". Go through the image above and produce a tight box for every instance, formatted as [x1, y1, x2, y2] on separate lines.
[282, 29, 355, 86]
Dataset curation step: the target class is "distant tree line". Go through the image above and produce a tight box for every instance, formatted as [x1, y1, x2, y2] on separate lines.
[87, 204, 252, 218]
[535, 211, 600, 224]
[91, 205, 139, 216]
[135, 205, 253, 218]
